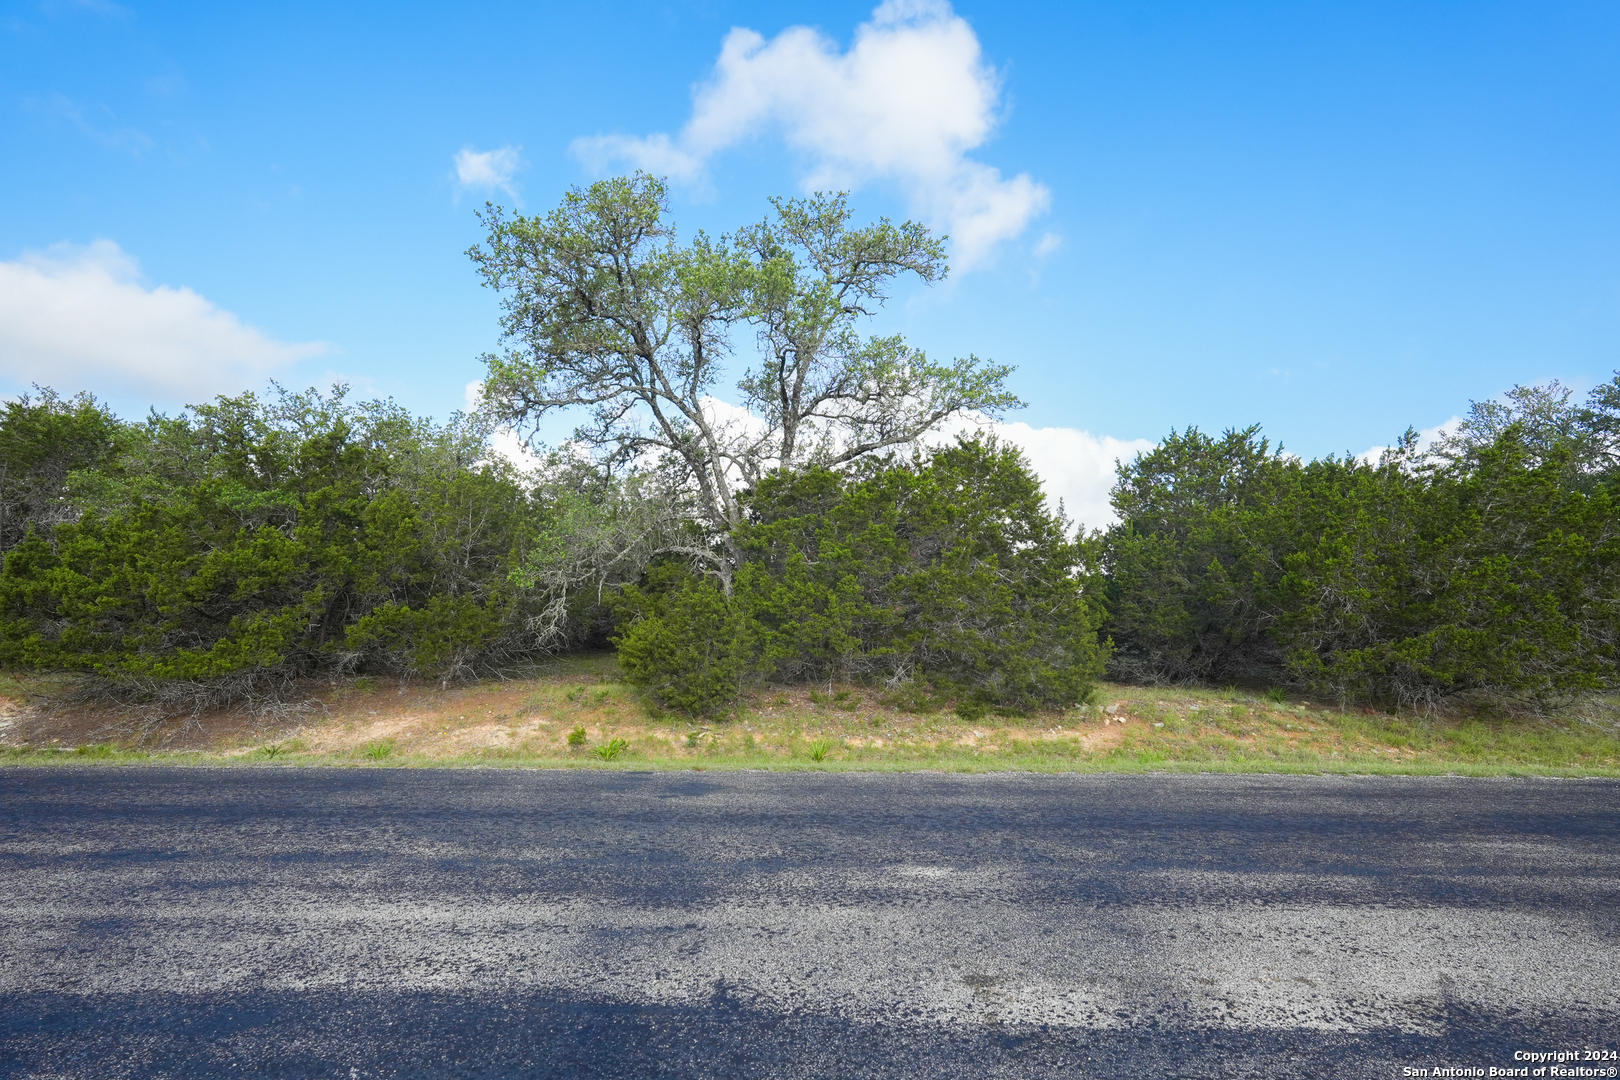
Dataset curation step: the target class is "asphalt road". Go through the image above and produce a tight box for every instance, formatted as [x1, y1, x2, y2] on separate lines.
[1, 768, 1617, 1079]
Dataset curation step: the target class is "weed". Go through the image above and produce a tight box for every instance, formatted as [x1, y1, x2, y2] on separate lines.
[685, 729, 708, 749]
[593, 737, 628, 760]
[808, 738, 835, 762]
[808, 690, 829, 705]
[1265, 687, 1288, 704]
[258, 743, 286, 759]
[955, 700, 989, 722]
[830, 689, 860, 712]
[363, 740, 394, 760]
[74, 743, 116, 758]
[880, 683, 945, 713]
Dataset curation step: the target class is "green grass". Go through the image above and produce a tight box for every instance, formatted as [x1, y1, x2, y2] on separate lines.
[3, 743, 1610, 778]
[3, 673, 1617, 777]
[361, 740, 395, 761]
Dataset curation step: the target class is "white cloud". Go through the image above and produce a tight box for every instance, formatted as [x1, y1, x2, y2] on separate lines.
[454, 146, 524, 200]
[940, 418, 1152, 530]
[572, 0, 1049, 270]
[463, 379, 546, 472]
[465, 374, 1142, 526]
[1033, 231, 1063, 259]
[1358, 417, 1461, 465]
[0, 240, 328, 401]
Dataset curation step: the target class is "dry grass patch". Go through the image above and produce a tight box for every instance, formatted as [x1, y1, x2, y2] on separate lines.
[2, 659, 1617, 776]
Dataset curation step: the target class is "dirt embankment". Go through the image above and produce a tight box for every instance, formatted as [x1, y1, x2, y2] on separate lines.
[2, 663, 1616, 775]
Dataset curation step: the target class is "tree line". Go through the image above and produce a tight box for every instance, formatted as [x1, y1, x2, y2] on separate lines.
[1100, 379, 1619, 710]
[1, 174, 1615, 716]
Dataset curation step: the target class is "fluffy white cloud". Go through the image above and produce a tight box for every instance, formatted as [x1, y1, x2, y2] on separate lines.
[572, 0, 1049, 269]
[454, 146, 524, 199]
[939, 418, 1152, 530]
[0, 240, 327, 400]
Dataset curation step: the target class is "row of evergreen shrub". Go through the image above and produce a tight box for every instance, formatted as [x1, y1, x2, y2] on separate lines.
[2, 375, 1616, 716]
[0, 386, 543, 710]
[1098, 421, 1619, 710]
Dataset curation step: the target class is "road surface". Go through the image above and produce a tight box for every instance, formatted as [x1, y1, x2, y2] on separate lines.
[2, 768, 1617, 1078]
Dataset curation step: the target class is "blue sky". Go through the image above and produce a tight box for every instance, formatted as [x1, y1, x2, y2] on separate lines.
[3, 0, 1618, 524]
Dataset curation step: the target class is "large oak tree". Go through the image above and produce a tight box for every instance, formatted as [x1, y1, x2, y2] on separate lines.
[468, 173, 1021, 584]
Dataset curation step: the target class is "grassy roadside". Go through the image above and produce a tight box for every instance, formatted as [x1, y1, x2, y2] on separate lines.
[2, 657, 1617, 776]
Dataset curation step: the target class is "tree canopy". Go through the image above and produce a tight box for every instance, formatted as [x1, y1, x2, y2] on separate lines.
[469, 173, 1021, 584]
[1098, 372, 1620, 708]
[4, 170, 1614, 724]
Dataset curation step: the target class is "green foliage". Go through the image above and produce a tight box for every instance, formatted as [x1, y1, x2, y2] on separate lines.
[611, 437, 1109, 715]
[0, 384, 544, 704]
[807, 738, 835, 762]
[955, 700, 989, 722]
[470, 173, 1020, 586]
[1101, 388, 1620, 708]
[1428, 372, 1620, 486]
[614, 564, 752, 717]
[11, 340, 1610, 726]
[592, 737, 628, 760]
[1099, 425, 1289, 684]
[738, 437, 1109, 709]
[1271, 436, 1618, 707]
[0, 388, 121, 555]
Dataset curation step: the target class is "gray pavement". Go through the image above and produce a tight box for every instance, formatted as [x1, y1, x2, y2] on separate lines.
[1, 768, 1617, 1078]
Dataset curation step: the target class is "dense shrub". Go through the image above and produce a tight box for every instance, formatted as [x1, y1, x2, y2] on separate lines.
[614, 564, 753, 717]
[0, 386, 544, 707]
[612, 438, 1110, 716]
[0, 389, 121, 553]
[1271, 438, 1617, 707]
[1100, 376, 1620, 708]
[7, 370, 1616, 719]
[1099, 425, 1288, 685]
